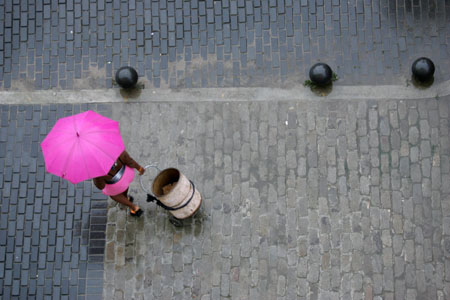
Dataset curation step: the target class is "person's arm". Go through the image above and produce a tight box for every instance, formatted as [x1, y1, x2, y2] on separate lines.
[93, 177, 106, 190]
[120, 151, 145, 174]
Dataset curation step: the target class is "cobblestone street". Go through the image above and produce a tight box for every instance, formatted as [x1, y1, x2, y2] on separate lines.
[0, 103, 111, 299]
[1, 0, 450, 299]
[0, 0, 450, 89]
[103, 97, 450, 299]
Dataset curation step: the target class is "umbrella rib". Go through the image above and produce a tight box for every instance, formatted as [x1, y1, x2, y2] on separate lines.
[61, 116, 91, 180]
[42, 132, 78, 146]
[67, 131, 94, 180]
[78, 142, 91, 180]
[59, 141, 77, 179]
[82, 136, 120, 161]
[82, 129, 119, 136]
[43, 137, 77, 169]
[78, 132, 124, 177]
[75, 116, 93, 179]
[43, 118, 81, 172]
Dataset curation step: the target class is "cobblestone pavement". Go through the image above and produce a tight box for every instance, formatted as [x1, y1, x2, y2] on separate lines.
[103, 96, 450, 299]
[1, 0, 450, 299]
[1, 0, 450, 90]
[0, 103, 111, 300]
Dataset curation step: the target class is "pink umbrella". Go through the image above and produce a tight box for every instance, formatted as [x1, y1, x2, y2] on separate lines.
[41, 110, 125, 184]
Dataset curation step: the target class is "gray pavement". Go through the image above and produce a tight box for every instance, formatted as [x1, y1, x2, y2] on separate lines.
[1, 0, 450, 298]
[1, 77, 450, 300]
[2, 79, 450, 104]
[1, 0, 450, 90]
[100, 95, 450, 299]
[0, 103, 111, 300]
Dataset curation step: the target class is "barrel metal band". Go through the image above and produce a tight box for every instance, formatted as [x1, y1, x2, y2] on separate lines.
[146, 180, 196, 211]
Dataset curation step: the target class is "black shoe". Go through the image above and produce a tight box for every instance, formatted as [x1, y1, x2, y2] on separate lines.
[130, 208, 143, 217]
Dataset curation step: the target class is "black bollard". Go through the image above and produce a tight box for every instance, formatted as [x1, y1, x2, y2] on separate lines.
[309, 63, 333, 86]
[411, 57, 435, 82]
[115, 66, 138, 89]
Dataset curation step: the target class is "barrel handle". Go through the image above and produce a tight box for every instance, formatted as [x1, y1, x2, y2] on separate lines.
[139, 164, 161, 195]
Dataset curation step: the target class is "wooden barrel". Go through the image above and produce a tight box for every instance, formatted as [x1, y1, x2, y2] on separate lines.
[151, 168, 202, 219]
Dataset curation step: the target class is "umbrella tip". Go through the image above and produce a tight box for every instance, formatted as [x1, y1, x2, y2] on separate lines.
[76, 132, 80, 137]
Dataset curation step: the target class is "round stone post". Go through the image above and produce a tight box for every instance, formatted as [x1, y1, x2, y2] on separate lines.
[309, 63, 333, 86]
[411, 57, 435, 82]
[115, 66, 138, 89]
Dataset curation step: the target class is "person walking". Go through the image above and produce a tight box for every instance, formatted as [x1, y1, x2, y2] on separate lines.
[93, 150, 145, 217]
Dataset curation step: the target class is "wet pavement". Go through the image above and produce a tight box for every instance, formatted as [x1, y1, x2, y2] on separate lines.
[1, 0, 450, 299]
[0, 103, 111, 300]
[2, 96, 450, 300]
[103, 97, 450, 300]
[0, 0, 449, 90]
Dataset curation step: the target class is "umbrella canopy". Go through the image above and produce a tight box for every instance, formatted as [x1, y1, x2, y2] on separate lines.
[41, 110, 125, 184]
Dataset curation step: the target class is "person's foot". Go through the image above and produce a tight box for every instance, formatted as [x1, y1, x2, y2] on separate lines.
[130, 205, 143, 217]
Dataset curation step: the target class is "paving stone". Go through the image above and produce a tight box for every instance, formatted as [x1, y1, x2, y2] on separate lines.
[1, 2, 450, 298]
[99, 98, 450, 299]
[1, 1, 450, 90]
[0, 104, 108, 299]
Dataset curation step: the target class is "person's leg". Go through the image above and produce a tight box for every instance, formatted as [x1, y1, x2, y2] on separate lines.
[110, 193, 139, 212]
[121, 188, 132, 201]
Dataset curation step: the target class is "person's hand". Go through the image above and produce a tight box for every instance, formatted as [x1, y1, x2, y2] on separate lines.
[138, 166, 145, 175]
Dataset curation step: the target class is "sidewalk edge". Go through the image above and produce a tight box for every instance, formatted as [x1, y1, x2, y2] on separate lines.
[1, 80, 449, 104]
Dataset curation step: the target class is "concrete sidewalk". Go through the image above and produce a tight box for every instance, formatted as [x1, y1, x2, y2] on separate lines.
[101, 94, 450, 300]
[2, 79, 450, 105]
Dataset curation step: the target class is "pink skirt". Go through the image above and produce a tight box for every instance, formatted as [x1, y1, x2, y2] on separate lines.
[102, 166, 135, 196]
